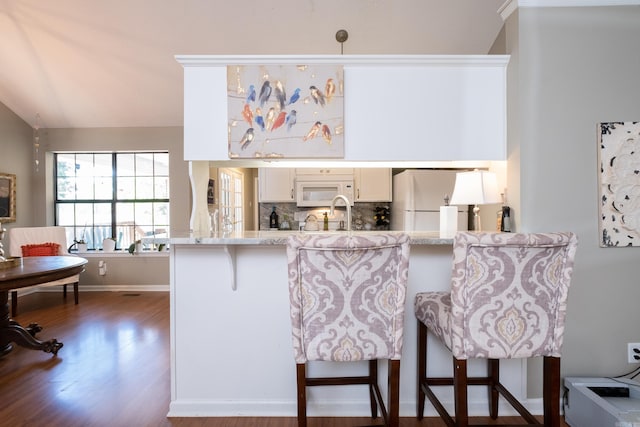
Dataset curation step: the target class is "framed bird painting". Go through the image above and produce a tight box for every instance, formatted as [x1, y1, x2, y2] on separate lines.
[227, 64, 344, 159]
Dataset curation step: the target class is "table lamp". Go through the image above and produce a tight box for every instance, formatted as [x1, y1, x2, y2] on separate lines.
[449, 170, 501, 231]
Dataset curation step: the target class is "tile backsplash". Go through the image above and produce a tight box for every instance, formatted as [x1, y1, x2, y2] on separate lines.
[259, 202, 390, 231]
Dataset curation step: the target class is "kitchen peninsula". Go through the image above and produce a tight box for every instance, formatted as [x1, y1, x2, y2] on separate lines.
[168, 231, 525, 417]
[170, 55, 518, 418]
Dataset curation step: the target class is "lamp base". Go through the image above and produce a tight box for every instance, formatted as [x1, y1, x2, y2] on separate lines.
[473, 205, 481, 231]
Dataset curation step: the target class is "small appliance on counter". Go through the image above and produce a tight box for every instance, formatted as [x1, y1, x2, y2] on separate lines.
[302, 214, 319, 231]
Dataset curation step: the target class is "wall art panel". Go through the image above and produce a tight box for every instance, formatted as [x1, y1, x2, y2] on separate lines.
[598, 121, 640, 247]
[227, 64, 344, 159]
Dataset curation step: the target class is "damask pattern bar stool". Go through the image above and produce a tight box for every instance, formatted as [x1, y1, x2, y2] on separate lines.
[286, 233, 411, 427]
[415, 231, 578, 427]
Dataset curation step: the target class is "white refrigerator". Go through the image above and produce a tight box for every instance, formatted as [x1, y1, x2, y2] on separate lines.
[391, 169, 469, 231]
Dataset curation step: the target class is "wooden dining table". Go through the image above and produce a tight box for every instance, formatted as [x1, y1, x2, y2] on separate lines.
[0, 256, 87, 357]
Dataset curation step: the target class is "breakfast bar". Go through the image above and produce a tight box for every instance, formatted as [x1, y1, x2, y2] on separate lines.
[168, 231, 527, 418]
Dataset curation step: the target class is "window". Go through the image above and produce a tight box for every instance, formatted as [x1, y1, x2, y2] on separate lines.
[218, 168, 243, 232]
[55, 152, 169, 250]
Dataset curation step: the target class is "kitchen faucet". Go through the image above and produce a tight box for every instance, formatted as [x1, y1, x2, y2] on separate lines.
[330, 195, 351, 231]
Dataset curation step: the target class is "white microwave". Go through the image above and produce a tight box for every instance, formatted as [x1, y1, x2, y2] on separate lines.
[295, 180, 355, 207]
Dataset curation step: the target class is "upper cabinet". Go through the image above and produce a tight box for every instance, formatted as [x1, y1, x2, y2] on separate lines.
[258, 168, 295, 202]
[258, 167, 391, 203]
[354, 168, 392, 202]
[177, 55, 509, 163]
[295, 168, 354, 178]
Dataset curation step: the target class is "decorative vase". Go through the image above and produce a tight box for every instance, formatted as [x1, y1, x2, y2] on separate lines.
[77, 243, 88, 253]
[102, 239, 116, 252]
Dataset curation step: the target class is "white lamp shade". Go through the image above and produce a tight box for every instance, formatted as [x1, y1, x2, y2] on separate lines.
[449, 170, 501, 206]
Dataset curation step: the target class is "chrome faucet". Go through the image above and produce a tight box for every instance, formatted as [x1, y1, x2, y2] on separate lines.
[330, 195, 351, 231]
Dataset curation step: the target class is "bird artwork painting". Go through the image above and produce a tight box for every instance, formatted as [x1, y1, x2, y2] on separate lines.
[254, 108, 265, 132]
[321, 124, 332, 144]
[271, 111, 287, 132]
[303, 122, 322, 141]
[227, 64, 344, 159]
[288, 88, 300, 105]
[274, 81, 286, 110]
[265, 107, 276, 131]
[309, 85, 326, 106]
[239, 128, 255, 150]
[258, 81, 271, 107]
[242, 104, 253, 126]
[286, 110, 297, 131]
[246, 85, 256, 103]
[325, 79, 335, 103]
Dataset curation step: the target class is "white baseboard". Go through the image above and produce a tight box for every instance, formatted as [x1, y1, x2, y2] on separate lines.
[167, 397, 544, 418]
[10, 284, 169, 300]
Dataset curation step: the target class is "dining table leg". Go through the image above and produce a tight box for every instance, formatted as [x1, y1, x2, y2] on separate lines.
[0, 291, 63, 357]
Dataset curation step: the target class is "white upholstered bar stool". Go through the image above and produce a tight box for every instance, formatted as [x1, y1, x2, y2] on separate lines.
[286, 233, 411, 427]
[415, 231, 578, 427]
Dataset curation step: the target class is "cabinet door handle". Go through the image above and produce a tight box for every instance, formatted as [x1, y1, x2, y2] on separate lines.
[290, 189, 294, 199]
[357, 188, 360, 199]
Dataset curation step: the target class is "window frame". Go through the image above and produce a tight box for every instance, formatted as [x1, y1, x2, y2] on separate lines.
[54, 151, 170, 251]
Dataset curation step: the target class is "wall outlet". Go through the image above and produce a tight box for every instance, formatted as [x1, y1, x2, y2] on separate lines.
[98, 260, 107, 276]
[628, 343, 640, 363]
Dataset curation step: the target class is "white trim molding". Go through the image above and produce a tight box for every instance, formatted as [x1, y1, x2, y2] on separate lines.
[520, 0, 640, 6]
[500, 0, 640, 20]
[499, 0, 519, 20]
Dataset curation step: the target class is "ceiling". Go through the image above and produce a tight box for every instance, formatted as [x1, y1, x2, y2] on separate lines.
[0, 0, 506, 129]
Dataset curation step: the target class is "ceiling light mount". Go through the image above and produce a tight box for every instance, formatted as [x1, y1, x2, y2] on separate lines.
[335, 30, 349, 54]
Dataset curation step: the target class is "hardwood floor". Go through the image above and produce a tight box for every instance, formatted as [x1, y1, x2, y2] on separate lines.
[1, 292, 570, 427]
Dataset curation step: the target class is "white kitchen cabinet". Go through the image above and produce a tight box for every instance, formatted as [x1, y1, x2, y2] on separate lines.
[177, 55, 509, 162]
[295, 168, 354, 177]
[258, 168, 295, 202]
[354, 168, 392, 202]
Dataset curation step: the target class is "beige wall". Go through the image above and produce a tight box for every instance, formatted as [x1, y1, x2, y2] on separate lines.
[42, 127, 189, 234]
[0, 103, 36, 228]
[2, 2, 640, 401]
[0, 123, 190, 289]
[42, 127, 188, 288]
[506, 6, 640, 396]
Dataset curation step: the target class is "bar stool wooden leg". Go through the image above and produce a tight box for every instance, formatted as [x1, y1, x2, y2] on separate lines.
[454, 358, 469, 427]
[388, 359, 400, 427]
[543, 356, 561, 427]
[488, 359, 499, 419]
[296, 363, 307, 427]
[369, 359, 378, 419]
[416, 320, 427, 420]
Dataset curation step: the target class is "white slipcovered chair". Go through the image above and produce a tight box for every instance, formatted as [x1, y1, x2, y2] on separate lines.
[286, 233, 411, 427]
[8, 226, 80, 316]
[414, 231, 578, 427]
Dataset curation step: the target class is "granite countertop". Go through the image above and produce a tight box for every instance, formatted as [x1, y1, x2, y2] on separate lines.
[170, 230, 453, 246]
